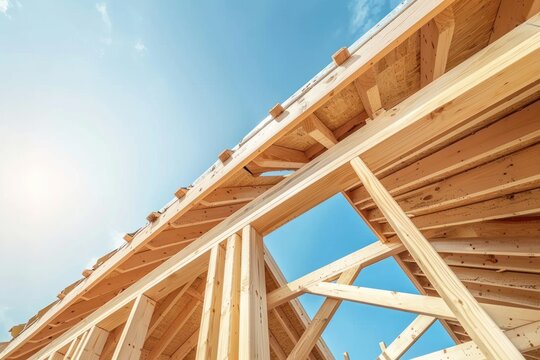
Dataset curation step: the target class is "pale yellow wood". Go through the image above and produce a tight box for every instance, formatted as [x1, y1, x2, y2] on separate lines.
[216, 234, 242, 360]
[377, 315, 436, 360]
[62, 337, 82, 360]
[304, 282, 540, 330]
[23, 15, 540, 360]
[70, 331, 88, 360]
[287, 266, 361, 359]
[73, 326, 109, 360]
[269, 332, 287, 360]
[303, 115, 338, 149]
[239, 225, 270, 360]
[112, 295, 156, 360]
[420, 8, 455, 87]
[412, 320, 540, 359]
[350, 157, 523, 359]
[268, 241, 404, 309]
[343, 352, 351, 360]
[196, 244, 226, 360]
[354, 67, 383, 119]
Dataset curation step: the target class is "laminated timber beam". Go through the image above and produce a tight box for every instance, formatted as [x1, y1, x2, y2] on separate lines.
[377, 315, 436, 360]
[412, 320, 540, 360]
[350, 157, 523, 359]
[21, 15, 540, 360]
[72, 326, 109, 360]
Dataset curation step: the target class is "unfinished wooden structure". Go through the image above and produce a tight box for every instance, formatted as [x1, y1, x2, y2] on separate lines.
[1, 0, 540, 358]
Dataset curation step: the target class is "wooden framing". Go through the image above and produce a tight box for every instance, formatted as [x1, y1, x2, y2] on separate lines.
[3, 2, 540, 360]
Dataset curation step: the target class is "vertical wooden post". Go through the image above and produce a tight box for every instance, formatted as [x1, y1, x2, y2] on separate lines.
[63, 335, 83, 360]
[112, 294, 156, 360]
[287, 266, 361, 359]
[196, 243, 226, 360]
[216, 234, 242, 360]
[239, 225, 270, 360]
[73, 325, 109, 360]
[70, 331, 89, 360]
[350, 157, 524, 360]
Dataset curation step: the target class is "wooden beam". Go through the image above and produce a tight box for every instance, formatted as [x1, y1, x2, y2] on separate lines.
[377, 315, 436, 360]
[267, 241, 404, 309]
[216, 234, 242, 360]
[196, 244, 226, 360]
[303, 115, 338, 149]
[412, 320, 540, 359]
[350, 100, 540, 208]
[98, 325, 124, 360]
[73, 326, 109, 360]
[23, 16, 540, 359]
[367, 143, 540, 220]
[304, 282, 540, 329]
[171, 203, 246, 229]
[378, 188, 540, 235]
[332, 47, 351, 66]
[354, 67, 384, 119]
[350, 157, 523, 359]
[252, 145, 309, 170]
[200, 186, 273, 207]
[490, 0, 540, 43]
[239, 225, 270, 359]
[112, 295, 155, 360]
[148, 297, 199, 360]
[63, 335, 84, 360]
[420, 8, 455, 87]
[288, 266, 361, 359]
[170, 329, 199, 360]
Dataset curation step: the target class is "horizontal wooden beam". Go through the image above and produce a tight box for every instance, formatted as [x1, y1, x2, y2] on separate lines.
[305, 282, 540, 329]
[267, 241, 404, 309]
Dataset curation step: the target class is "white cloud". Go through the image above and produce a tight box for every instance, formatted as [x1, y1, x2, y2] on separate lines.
[348, 0, 391, 35]
[0, 0, 10, 16]
[134, 39, 147, 54]
[96, 2, 111, 30]
[96, 2, 112, 45]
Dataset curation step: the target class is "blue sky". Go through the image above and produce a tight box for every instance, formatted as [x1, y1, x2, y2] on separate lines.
[0, 0, 454, 357]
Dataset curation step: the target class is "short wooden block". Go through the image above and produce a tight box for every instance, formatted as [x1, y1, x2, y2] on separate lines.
[332, 47, 351, 66]
[219, 149, 234, 163]
[57, 292, 66, 300]
[269, 103, 285, 119]
[9, 324, 25, 338]
[175, 187, 189, 199]
[123, 233, 134, 242]
[146, 211, 160, 223]
[82, 269, 93, 278]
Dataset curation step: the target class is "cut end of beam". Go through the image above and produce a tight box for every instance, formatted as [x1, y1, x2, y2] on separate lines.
[82, 269, 93, 278]
[175, 187, 189, 199]
[9, 325, 25, 339]
[146, 211, 161, 223]
[269, 103, 285, 119]
[218, 149, 234, 164]
[57, 292, 66, 300]
[123, 233, 134, 243]
[332, 47, 351, 66]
